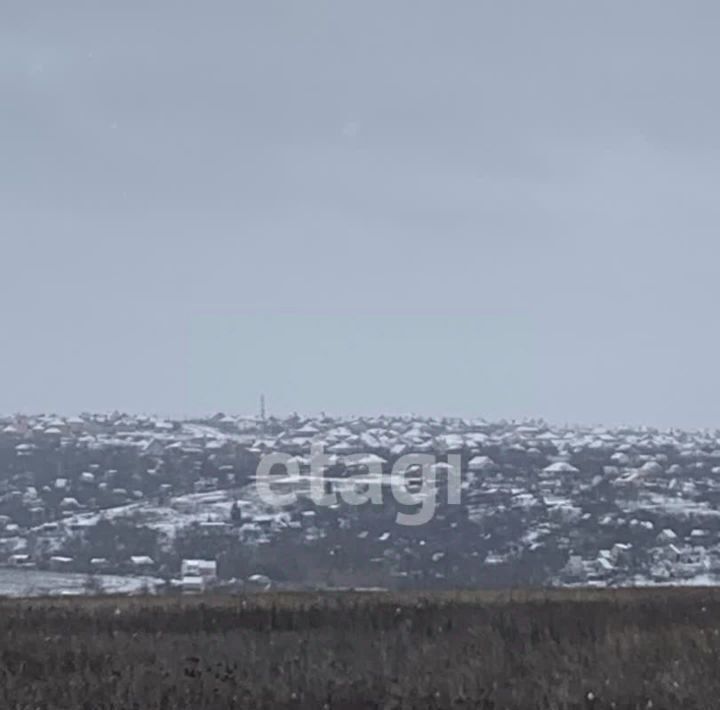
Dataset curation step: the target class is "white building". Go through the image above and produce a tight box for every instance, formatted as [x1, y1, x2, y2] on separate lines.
[181, 559, 217, 592]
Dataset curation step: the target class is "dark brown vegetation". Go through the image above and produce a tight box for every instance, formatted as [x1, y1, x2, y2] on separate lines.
[1, 588, 720, 709]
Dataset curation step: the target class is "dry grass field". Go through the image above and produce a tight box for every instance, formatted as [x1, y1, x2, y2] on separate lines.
[1, 588, 720, 709]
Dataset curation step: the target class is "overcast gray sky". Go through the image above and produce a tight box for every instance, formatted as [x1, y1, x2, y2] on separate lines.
[2, 1, 720, 428]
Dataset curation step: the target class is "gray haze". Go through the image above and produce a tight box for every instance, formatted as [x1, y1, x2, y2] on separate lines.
[2, 1, 720, 428]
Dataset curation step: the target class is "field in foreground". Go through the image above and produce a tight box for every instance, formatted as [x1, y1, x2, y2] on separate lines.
[2, 589, 720, 709]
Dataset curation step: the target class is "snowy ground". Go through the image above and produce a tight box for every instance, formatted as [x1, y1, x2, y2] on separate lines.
[619, 492, 720, 519]
[49, 486, 271, 539]
[0, 568, 162, 597]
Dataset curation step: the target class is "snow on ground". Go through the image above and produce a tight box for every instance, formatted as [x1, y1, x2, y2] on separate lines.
[0, 568, 161, 597]
[625, 573, 720, 587]
[619, 492, 720, 519]
[52, 484, 289, 539]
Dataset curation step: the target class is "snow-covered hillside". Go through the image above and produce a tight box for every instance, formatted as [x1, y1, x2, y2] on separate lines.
[3, 412, 720, 589]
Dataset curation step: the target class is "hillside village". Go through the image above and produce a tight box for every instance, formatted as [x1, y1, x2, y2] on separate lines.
[2, 412, 720, 593]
